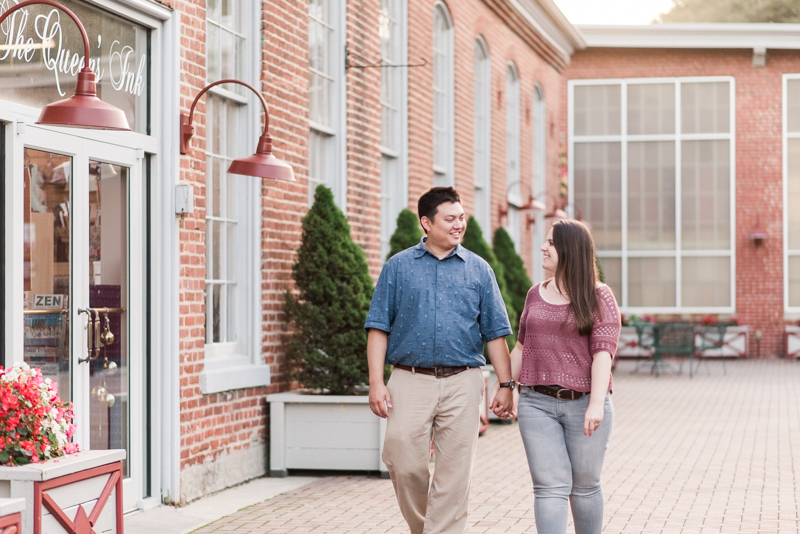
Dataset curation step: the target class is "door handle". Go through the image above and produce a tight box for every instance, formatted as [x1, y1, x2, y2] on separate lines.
[77, 307, 126, 364]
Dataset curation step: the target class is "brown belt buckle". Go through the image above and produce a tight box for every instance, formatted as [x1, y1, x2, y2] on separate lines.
[556, 388, 573, 400]
[434, 367, 445, 378]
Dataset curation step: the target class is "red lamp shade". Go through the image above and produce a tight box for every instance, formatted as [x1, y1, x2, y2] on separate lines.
[181, 79, 294, 181]
[0, 1, 131, 131]
[227, 133, 295, 180]
[37, 69, 130, 131]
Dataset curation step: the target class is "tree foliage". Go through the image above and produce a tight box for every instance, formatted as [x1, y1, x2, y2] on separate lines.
[461, 217, 518, 351]
[283, 185, 374, 395]
[387, 208, 423, 261]
[492, 227, 532, 324]
[659, 0, 800, 22]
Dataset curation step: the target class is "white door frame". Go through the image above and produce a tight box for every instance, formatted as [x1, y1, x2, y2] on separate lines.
[10, 125, 144, 511]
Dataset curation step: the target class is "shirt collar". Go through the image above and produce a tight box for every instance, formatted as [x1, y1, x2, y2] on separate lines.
[414, 237, 466, 262]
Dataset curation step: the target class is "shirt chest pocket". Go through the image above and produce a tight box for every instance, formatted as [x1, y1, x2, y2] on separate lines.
[448, 282, 481, 320]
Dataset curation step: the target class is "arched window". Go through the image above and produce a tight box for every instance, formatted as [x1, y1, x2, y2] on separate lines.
[432, 2, 454, 186]
[473, 37, 492, 239]
[532, 84, 546, 282]
[309, 0, 346, 208]
[505, 63, 521, 250]
[380, 0, 408, 260]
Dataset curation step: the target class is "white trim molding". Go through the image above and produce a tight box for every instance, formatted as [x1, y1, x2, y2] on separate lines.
[578, 23, 800, 51]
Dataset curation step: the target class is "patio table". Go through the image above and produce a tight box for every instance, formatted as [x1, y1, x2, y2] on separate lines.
[630, 322, 696, 378]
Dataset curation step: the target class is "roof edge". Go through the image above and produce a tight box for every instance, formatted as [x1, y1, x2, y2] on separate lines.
[578, 23, 800, 50]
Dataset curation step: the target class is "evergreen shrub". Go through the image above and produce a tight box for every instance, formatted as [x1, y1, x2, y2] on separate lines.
[492, 227, 533, 323]
[283, 185, 374, 395]
[387, 208, 422, 260]
[461, 217, 518, 350]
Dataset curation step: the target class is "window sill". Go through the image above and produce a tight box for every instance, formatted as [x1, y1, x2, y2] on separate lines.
[200, 362, 271, 394]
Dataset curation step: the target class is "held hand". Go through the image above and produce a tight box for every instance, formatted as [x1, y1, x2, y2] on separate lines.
[583, 402, 604, 436]
[491, 387, 515, 419]
[369, 383, 393, 418]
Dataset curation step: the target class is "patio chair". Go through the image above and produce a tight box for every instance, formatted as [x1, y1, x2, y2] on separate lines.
[631, 323, 696, 377]
[693, 324, 730, 376]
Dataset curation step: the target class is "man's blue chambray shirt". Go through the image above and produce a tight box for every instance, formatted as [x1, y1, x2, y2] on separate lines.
[365, 237, 512, 368]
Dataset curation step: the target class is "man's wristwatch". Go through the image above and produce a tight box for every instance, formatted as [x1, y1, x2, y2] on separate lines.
[498, 380, 516, 391]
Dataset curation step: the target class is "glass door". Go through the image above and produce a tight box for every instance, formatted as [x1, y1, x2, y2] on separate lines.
[16, 127, 143, 510]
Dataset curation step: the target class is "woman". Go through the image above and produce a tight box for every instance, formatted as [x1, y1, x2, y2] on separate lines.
[492, 219, 620, 534]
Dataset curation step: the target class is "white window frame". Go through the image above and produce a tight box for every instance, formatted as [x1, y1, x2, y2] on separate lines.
[308, 0, 347, 211]
[473, 36, 492, 240]
[432, 1, 454, 187]
[568, 76, 736, 314]
[380, 0, 409, 261]
[505, 62, 521, 251]
[201, 0, 268, 394]
[784, 73, 800, 314]
[532, 84, 546, 283]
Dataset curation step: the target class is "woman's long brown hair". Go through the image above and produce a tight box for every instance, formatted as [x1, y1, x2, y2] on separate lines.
[550, 220, 599, 336]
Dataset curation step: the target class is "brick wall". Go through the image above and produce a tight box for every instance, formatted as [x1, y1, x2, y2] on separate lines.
[169, 0, 568, 503]
[408, 0, 563, 271]
[561, 47, 800, 357]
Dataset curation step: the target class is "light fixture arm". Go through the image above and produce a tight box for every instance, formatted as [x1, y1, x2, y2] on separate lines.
[0, 0, 91, 71]
[181, 79, 271, 154]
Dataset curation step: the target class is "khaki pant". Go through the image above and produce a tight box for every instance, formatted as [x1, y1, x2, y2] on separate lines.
[382, 367, 484, 534]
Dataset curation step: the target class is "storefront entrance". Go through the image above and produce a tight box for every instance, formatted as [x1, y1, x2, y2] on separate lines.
[10, 125, 144, 510]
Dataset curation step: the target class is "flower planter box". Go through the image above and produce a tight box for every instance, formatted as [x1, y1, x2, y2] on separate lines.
[267, 392, 388, 479]
[0, 498, 25, 534]
[786, 326, 800, 358]
[0, 449, 125, 534]
[616, 326, 652, 358]
[695, 326, 749, 358]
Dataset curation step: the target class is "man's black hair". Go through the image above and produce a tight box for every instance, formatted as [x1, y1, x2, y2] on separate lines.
[417, 187, 461, 232]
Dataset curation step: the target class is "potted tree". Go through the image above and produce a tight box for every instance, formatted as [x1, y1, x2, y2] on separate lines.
[386, 208, 422, 261]
[268, 186, 385, 477]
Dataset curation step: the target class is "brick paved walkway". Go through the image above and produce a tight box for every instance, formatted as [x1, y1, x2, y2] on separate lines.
[194, 359, 800, 533]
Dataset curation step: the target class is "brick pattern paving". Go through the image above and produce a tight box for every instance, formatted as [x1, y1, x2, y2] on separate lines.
[194, 360, 800, 533]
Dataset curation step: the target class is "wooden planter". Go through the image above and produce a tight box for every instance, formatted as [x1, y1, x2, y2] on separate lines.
[0, 498, 25, 534]
[787, 326, 800, 358]
[267, 392, 389, 479]
[0, 450, 125, 534]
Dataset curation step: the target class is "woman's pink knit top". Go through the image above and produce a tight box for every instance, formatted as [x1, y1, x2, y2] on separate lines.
[518, 282, 621, 393]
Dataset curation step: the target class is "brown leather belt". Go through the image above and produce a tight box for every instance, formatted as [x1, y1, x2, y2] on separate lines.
[521, 384, 586, 400]
[394, 364, 471, 378]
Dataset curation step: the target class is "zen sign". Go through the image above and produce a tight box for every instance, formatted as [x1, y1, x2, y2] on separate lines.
[33, 294, 64, 309]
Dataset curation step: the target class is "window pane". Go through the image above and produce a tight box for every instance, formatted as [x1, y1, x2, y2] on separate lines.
[211, 95, 222, 155]
[212, 284, 222, 343]
[628, 83, 675, 135]
[212, 158, 222, 218]
[212, 222, 222, 280]
[598, 257, 622, 304]
[227, 283, 237, 343]
[574, 85, 621, 136]
[574, 142, 622, 250]
[788, 80, 800, 133]
[682, 140, 730, 250]
[681, 82, 730, 134]
[628, 257, 675, 307]
[682, 257, 730, 307]
[207, 22, 220, 83]
[221, 30, 235, 80]
[226, 99, 240, 157]
[789, 257, 800, 307]
[627, 141, 675, 250]
[788, 139, 800, 250]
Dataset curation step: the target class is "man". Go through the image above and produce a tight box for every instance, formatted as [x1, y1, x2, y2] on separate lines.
[366, 187, 516, 534]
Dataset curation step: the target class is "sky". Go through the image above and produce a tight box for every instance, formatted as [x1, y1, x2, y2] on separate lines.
[552, 0, 676, 25]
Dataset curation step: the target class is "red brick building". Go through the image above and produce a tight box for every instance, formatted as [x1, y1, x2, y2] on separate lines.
[562, 24, 800, 358]
[2, 0, 799, 511]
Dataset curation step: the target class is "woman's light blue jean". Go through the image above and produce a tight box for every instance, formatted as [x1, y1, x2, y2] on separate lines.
[517, 387, 614, 534]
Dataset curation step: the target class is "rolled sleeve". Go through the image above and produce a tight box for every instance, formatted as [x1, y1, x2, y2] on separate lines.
[365, 260, 396, 333]
[478, 266, 512, 341]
